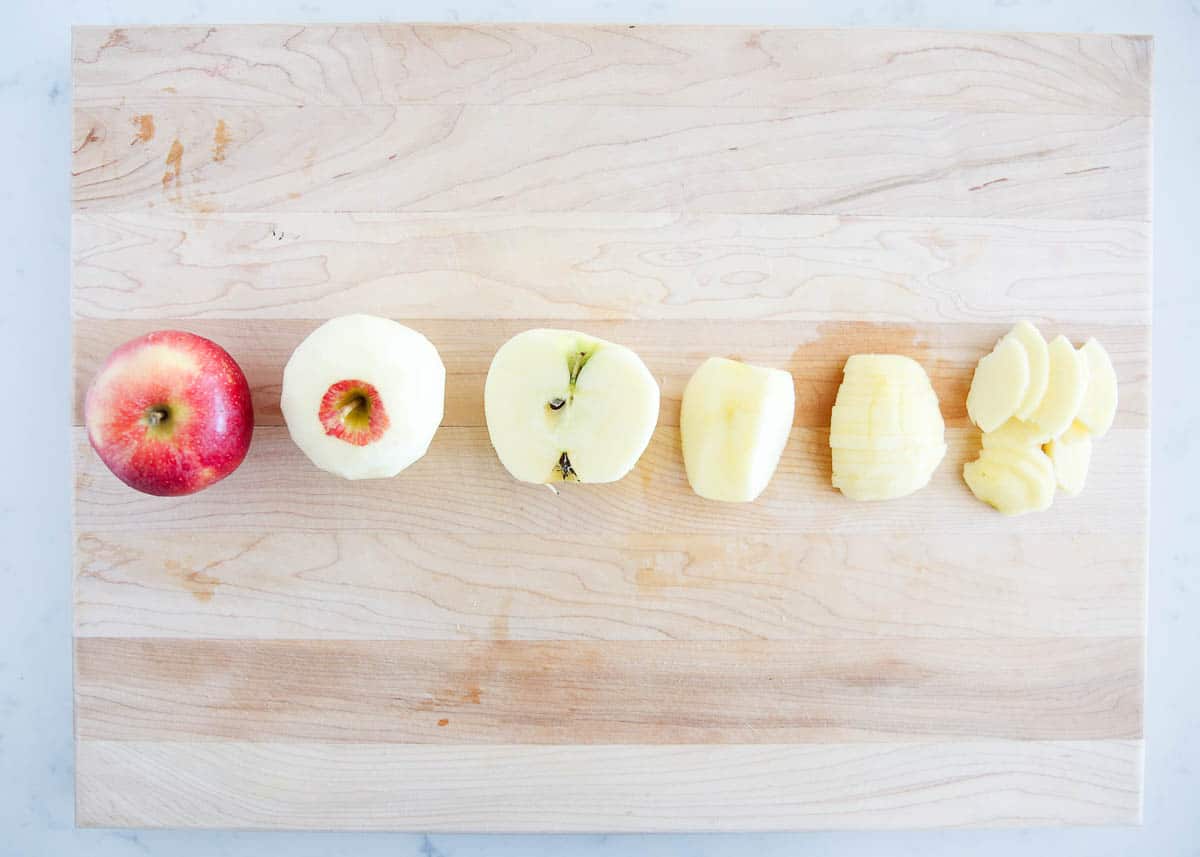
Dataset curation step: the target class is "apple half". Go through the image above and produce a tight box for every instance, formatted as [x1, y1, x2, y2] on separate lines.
[680, 357, 794, 502]
[484, 329, 660, 483]
[280, 314, 445, 480]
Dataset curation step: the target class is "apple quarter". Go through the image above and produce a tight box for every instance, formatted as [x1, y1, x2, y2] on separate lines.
[280, 314, 445, 480]
[680, 357, 795, 502]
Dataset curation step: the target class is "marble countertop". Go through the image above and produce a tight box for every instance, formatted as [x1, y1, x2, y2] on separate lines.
[2, 0, 1196, 854]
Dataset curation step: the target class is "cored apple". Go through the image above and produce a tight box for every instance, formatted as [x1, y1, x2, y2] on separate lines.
[84, 330, 254, 496]
[280, 315, 445, 479]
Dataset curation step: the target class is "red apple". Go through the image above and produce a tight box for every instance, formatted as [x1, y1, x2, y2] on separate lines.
[84, 330, 254, 496]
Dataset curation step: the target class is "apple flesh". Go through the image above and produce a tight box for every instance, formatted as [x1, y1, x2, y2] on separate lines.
[1075, 338, 1118, 437]
[1007, 321, 1050, 421]
[280, 315, 445, 480]
[966, 335, 1029, 433]
[484, 329, 660, 483]
[829, 354, 946, 501]
[84, 330, 254, 496]
[680, 357, 794, 502]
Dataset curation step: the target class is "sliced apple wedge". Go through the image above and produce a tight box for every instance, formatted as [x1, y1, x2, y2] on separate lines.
[1028, 335, 1089, 441]
[1075, 338, 1118, 437]
[1045, 422, 1093, 496]
[982, 417, 1051, 450]
[680, 357, 794, 502]
[1007, 321, 1050, 421]
[963, 444, 1055, 516]
[967, 335, 1030, 432]
[484, 328, 660, 484]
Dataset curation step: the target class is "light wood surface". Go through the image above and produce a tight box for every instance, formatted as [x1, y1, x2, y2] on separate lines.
[71, 23, 1151, 831]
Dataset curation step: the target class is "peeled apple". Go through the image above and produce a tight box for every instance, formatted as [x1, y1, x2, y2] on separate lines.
[680, 357, 795, 502]
[962, 324, 1118, 514]
[829, 354, 946, 501]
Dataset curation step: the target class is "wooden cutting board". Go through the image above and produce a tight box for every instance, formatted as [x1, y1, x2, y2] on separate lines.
[71, 24, 1151, 831]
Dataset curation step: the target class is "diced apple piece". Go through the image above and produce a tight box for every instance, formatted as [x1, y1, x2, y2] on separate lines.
[1045, 422, 1093, 496]
[1028, 335, 1089, 441]
[680, 357, 795, 503]
[1007, 321, 1050, 421]
[967, 335, 1030, 432]
[1075, 338, 1118, 437]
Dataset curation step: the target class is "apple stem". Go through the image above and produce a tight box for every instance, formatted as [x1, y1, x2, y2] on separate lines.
[146, 408, 168, 426]
[339, 401, 359, 420]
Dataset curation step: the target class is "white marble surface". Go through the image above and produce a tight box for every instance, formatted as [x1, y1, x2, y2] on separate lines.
[2, 0, 1197, 853]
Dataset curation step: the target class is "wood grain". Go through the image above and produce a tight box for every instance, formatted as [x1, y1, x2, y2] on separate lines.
[76, 637, 1141, 743]
[75, 426, 1147, 536]
[73, 102, 1149, 219]
[73, 319, 1151, 429]
[72, 213, 1150, 323]
[76, 740, 1143, 830]
[71, 25, 1151, 115]
[74, 530, 1146, 641]
[72, 24, 1151, 831]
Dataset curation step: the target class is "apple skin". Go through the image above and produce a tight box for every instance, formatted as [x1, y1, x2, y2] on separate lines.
[84, 330, 254, 496]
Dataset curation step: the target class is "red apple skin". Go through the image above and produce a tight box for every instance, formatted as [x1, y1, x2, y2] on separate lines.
[84, 330, 254, 496]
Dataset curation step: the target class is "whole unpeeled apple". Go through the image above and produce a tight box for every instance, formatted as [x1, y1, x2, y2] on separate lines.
[680, 357, 794, 502]
[484, 329, 660, 483]
[84, 330, 254, 496]
[280, 315, 445, 480]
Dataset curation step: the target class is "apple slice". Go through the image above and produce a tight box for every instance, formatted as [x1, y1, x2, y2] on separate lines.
[281, 314, 445, 480]
[982, 417, 1050, 450]
[680, 357, 794, 502]
[1075, 338, 1118, 437]
[1045, 422, 1093, 496]
[484, 329, 660, 483]
[1028, 335, 1089, 441]
[832, 444, 945, 501]
[1007, 321, 1050, 421]
[963, 444, 1055, 515]
[829, 354, 946, 501]
[966, 335, 1030, 432]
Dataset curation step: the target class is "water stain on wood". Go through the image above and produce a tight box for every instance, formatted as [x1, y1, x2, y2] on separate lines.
[213, 119, 231, 162]
[164, 559, 220, 602]
[131, 114, 155, 145]
[162, 139, 184, 187]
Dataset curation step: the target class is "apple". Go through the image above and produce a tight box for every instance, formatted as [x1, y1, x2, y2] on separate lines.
[1007, 321, 1050, 421]
[1028, 334, 1089, 441]
[966, 334, 1029, 433]
[963, 442, 1055, 516]
[1075, 338, 1118, 437]
[680, 357, 794, 502]
[1044, 422, 1092, 496]
[484, 328, 659, 483]
[828, 354, 946, 501]
[84, 330, 254, 496]
[280, 315, 445, 480]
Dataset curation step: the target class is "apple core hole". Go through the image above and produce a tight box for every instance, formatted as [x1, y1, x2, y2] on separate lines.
[320, 379, 390, 446]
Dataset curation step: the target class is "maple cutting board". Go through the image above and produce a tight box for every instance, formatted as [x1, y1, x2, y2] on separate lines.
[71, 24, 1151, 831]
